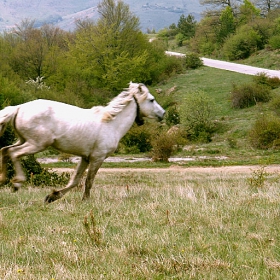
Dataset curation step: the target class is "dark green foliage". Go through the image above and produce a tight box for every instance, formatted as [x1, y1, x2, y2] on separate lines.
[150, 130, 177, 162]
[165, 106, 180, 127]
[4, 154, 70, 187]
[253, 72, 280, 89]
[249, 114, 280, 149]
[185, 53, 203, 69]
[0, 125, 16, 148]
[269, 94, 280, 116]
[150, 126, 187, 162]
[269, 35, 280, 50]
[181, 91, 217, 143]
[120, 125, 152, 153]
[222, 25, 262, 60]
[177, 14, 196, 39]
[230, 83, 271, 109]
[30, 169, 70, 187]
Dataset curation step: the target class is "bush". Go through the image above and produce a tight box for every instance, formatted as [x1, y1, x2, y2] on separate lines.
[151, 129, 186, 162]
[222, 25, 261, 60]
[185, 52, 203, 69]
[253, 72, 280, 89]
[249, 114, 280, 149]
[180, 91, 216, 143]
[5, 154, 70, 187]
[268, 35, 280, 50]
[119, 124, 152, 154]
[269, 94, 280, 116]
[230, 83, 271, 109]
[165, 106, 180, 127]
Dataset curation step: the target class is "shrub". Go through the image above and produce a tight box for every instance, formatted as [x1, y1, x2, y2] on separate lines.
[248, 114, 280, 149]
[119, 124, 152, 154]
[150, 130, 177, 162]
[253, 72, 280, 89]
[222, 25, 261, 60]
[185, 52, 203, 69]
[4, 154, 69, 187]
[230, 83, 271, 109]
[268, 35, 280, 50]
[180, 91, 216, 143]
[165, 106, 180, 127]
[269, 94, 280, 116]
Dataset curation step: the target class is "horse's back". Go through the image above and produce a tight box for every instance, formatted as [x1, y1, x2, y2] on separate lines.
[13, 99, 103, 155]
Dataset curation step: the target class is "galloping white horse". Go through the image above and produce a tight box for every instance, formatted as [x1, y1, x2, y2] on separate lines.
[0, 82, 165, 203]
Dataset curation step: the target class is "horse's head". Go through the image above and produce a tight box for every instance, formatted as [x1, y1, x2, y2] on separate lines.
[129, 82, 165, 125]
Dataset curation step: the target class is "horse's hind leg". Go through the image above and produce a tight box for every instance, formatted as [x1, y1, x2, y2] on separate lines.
[45, 157, 89, 203]
[0, 140, 22, 185]
[7, 141, 46, 191]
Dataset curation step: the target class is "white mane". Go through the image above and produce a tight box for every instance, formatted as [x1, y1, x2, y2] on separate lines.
[100, 82, 148, 122]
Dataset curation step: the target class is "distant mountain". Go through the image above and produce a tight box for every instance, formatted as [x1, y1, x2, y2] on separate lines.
[0, 0, 205, 33]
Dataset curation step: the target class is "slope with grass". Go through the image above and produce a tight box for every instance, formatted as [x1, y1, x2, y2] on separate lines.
[152, 63, 280, 166]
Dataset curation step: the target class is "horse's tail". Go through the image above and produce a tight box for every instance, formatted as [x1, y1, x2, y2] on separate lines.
[0, 105, 20, 137]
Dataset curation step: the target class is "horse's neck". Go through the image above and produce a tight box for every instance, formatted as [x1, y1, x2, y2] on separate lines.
[111, 100, 137, 139]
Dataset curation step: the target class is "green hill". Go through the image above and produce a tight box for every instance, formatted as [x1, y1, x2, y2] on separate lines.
[151, 61, 280, 166]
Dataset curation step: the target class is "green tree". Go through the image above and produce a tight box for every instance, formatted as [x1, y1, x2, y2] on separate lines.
[238, 0, 261, 24]
[222, 24, 262, 60]
[177, 14, 196, 39]
[218, 6, 236, 43]
[69, 0, 167, 91]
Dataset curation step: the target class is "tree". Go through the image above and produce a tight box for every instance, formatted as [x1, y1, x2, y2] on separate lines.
[238, 0, 261, 24]
[6, 20, 68, 80]
[69, 0, 162, 91]
[199, 0, 242, 16]
[218, 6, 236, 43]
[189, 16, 219, 55]
[255, 0, 280, 14]
[177, 14, 197, 39]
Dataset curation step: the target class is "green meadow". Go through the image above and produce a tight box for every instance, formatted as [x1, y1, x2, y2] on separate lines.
[1, 167, 280, 279]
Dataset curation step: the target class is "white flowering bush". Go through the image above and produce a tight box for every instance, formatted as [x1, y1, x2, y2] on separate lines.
[26, 76, 50, 90]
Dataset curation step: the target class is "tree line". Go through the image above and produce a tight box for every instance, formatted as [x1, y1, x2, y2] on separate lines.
[0, 0, 186, 110]
[158, 0, 280, 60]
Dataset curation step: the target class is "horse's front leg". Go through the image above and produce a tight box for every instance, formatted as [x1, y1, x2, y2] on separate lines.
[82, 159, 104, 201]
[45, 157, 89, 203]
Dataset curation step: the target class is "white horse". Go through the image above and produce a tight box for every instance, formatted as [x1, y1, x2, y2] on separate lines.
[0, 82, 165, 203]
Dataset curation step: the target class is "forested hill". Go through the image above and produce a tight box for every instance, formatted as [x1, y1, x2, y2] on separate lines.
[0, 0, 203, 33]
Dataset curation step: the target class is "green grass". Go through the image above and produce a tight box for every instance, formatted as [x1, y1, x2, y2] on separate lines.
[148, 64, 280, 165]
[238, 49, 280, 70]
[1, 168, 280, 279]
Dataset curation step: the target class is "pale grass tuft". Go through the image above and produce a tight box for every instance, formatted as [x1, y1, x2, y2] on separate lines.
[264, 258, 280, 269]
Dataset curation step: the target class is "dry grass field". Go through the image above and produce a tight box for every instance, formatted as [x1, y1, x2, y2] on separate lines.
[1, 166, 280, 279]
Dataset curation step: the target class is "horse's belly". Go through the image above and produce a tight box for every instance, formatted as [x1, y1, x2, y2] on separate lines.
[52, 134, 94, 157]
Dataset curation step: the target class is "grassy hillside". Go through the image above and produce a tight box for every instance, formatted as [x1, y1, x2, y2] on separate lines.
[150, 64, 280, 166]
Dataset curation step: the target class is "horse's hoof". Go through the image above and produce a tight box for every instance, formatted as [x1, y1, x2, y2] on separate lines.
[11, 182, 22, 192]
[44, 190, 62, 204]
[12, 186, 19, 192]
